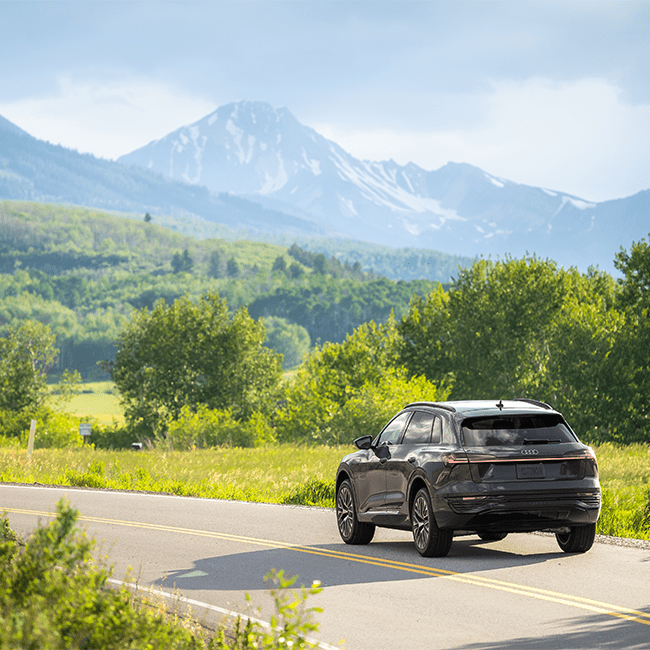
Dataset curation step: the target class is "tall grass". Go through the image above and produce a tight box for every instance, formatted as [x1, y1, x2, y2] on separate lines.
[0, 445, 349, 508]
[592, 442, 650, 539]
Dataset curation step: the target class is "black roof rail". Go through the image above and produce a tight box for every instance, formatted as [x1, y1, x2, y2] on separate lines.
[513, 397, 552, 410]
[405, 401, 457, 413]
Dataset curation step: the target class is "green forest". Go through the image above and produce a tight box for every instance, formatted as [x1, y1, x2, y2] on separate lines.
[1, 199, 649, 449]
[0, 201, 441, 377]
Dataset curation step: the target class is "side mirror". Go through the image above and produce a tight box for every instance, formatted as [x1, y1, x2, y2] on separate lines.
[353, 435, 373, 450]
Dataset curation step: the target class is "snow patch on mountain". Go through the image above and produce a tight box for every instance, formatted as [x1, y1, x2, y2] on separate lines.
[301, 149, 321, 176]
[484, 173, 505, 188]
[259, 153, 288, 194]
[567, 197, 597, 210]
[339, 195, 358, 217]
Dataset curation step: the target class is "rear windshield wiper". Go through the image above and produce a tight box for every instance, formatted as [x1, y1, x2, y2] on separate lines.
[523, 438, 561, 445]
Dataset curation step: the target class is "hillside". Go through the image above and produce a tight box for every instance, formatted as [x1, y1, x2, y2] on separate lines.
[0, 201, 440, 377]
[0, 114, 327, 238]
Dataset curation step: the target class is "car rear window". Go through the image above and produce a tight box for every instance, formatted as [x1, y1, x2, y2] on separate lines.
[461, 414, 575, 447]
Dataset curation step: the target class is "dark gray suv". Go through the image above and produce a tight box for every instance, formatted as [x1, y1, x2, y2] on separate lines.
[335, 399, 601, 557]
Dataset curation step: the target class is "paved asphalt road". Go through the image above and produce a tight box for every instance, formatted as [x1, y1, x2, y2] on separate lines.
[1, 484, 649, 649]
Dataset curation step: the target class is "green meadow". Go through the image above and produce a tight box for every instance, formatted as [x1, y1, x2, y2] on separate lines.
[57, 381, 125, 426]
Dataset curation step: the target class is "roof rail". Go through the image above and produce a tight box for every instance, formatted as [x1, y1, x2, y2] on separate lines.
[513, 397, 552, 410]
[405, 402, 457, 413]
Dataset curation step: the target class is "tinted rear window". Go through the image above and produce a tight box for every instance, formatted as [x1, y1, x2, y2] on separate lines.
[461, 414, 575, 447]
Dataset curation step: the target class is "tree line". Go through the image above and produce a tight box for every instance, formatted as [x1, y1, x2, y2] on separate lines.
[2, 232, 647, 448]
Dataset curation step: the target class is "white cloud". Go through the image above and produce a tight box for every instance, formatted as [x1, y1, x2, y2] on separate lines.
[313, 78, 650, 202]
[0, 76, 216, 159]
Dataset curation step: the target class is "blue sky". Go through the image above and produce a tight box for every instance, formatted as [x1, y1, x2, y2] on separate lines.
[1, 0, 649, 202]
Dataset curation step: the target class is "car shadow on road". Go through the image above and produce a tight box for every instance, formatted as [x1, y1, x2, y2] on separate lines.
[153, 536, 566, 593]
[446, 608, 650, 650]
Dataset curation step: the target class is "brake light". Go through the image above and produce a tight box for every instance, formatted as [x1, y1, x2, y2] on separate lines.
[442, 452, 498, 465]
[564, 447, 597, 460]
[441, 452, 469, 466]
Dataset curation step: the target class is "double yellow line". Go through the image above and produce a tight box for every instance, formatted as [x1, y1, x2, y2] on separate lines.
[5, 506, 650, 627]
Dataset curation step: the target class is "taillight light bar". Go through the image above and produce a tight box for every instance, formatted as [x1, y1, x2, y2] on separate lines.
[564, 447, 597, 460]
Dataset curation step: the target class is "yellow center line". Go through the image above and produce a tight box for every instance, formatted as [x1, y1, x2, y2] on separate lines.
[5, 506, 650, 626]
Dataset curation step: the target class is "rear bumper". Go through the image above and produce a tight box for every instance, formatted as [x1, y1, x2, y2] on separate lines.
[437, 487, 601, 532]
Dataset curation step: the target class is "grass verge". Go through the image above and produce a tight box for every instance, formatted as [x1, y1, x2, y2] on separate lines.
[0, 445, 346, 508]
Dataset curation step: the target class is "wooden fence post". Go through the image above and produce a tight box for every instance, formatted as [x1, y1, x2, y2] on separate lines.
[27, 420, 36, 462]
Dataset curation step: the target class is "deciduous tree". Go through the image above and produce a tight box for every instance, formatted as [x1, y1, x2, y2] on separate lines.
[0, 320, 57, 412]
[108, 292, 282, 437]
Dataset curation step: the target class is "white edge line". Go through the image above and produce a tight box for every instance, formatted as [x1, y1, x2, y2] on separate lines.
[106, 578, 340, 650]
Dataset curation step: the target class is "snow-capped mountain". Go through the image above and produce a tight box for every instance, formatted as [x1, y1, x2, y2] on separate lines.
[118, 101, 649, 271]
[1, 102, 647, 274]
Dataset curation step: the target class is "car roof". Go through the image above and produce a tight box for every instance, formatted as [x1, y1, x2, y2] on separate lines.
[404, 399, 559, 420]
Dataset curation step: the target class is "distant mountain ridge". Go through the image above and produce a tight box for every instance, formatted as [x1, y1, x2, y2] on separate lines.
[1, 102, 649, 275]
[119, 101, 650, 273]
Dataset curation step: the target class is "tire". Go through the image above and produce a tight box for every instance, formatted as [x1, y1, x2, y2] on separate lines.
[411, 488, 453, 557]
[556, 523, 597, 553]
[478, 532, 508, 542]
[336, 479, 375, 545]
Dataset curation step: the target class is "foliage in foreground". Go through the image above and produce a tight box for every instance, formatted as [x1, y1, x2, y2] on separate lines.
[0, 501, 326, 649]
[0, 500, 204, 649]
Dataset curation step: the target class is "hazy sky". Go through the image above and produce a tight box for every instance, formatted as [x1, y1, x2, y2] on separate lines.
[1, 1, 649, 202]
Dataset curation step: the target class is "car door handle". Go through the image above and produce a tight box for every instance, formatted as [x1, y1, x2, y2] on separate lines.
[408, 457, 417, 464]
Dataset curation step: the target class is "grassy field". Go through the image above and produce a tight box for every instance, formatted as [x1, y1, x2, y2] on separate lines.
[0, 444, 349, 507]
[1, 442, 649, 539]
[48, 381, 124, 425]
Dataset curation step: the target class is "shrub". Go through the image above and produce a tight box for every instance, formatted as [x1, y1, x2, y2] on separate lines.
[166, 406, 275, 450]
[91, 422, 138, 450]
[0, 500, 203, 649]
[277, 365, 449, 445]
[0, 502, 325, 649]
[0, 406, 85, 449]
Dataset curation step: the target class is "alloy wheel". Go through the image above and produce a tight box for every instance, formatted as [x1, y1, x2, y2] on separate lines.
[337, 483, 354, 539]
[412, 493, 430, 550]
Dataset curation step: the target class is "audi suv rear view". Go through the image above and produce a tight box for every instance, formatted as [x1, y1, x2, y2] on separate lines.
[335, 399, 600, 557]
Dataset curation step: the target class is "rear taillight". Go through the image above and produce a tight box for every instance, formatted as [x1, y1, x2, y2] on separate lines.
[564, 447, 597, 460]
[442, 452, 498, 466]
[441, 452, 469, 466]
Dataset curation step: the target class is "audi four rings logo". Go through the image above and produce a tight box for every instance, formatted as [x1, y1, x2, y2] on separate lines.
[521, 449, 539, 455]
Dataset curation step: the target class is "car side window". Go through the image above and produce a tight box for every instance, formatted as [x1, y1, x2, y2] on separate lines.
[402, 411, 435, 445]
[441, 419, 457, 445]
[431, 416, 442, 444]
[376, 412, 410, 446]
